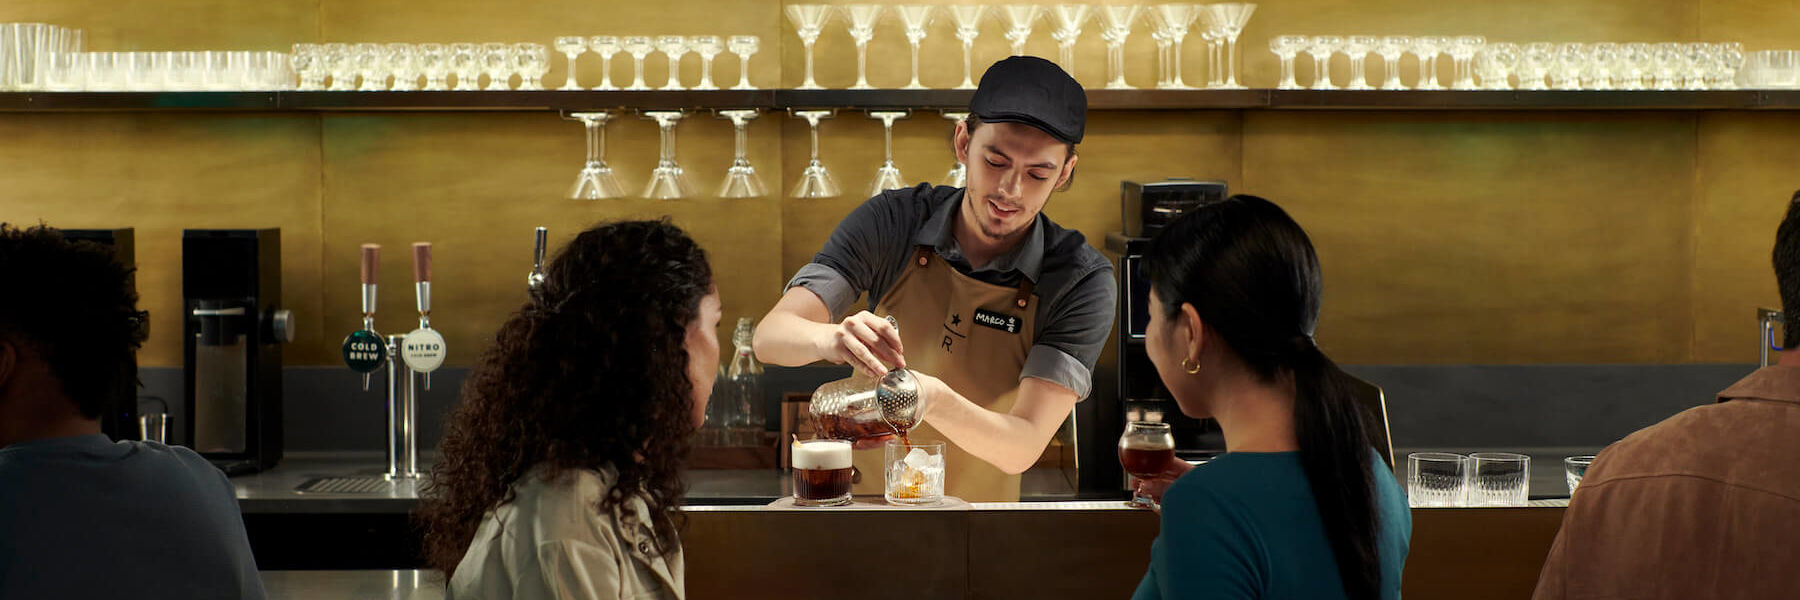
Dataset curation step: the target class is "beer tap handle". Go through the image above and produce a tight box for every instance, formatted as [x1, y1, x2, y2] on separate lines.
[360, 244, 380, 330]
[529, 227, 548, 290]
[411, 242, 435, 390]
[346, 243, 385, 391]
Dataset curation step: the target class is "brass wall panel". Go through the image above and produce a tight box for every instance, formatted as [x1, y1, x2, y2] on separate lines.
[1242, 111, 1696, 364]
[0, 113, 324, 366]
[1691, 113, 1799, 363]
[319, 112, 785, 367]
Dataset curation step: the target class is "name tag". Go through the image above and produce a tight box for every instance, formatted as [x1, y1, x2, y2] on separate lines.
[973, 309, 1022, 335]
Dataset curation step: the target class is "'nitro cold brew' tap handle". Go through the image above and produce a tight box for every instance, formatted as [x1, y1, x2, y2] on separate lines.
[403, 242, 447, 390]
[343, 243, 387, 391]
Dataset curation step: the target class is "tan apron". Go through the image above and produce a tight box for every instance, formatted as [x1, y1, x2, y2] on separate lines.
[849, 245, 1037, 502]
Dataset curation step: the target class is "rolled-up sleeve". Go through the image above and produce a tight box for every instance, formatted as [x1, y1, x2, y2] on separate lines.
[1020, 267, 1116, 400]
[784, 190, 917, 321]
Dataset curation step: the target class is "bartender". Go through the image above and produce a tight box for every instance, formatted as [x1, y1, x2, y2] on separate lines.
[754, 56, 1116, 502]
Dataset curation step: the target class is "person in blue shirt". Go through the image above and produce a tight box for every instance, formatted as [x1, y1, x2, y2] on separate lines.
[1129, 196, 1412, 600]
[0, 224, 264, 600]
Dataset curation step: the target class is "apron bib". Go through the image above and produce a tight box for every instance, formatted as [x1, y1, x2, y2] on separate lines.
[850, 245, 1036, 502]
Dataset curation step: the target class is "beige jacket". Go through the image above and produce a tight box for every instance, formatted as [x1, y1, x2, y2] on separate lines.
[449, 465, 685, 600]
[1533, 366, 1800, 600]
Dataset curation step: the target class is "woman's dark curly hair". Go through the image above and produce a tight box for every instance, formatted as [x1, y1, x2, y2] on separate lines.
[417, 219, 713, 577]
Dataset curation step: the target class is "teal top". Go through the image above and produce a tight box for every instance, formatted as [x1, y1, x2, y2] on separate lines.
[1131, 451, 1412, 600]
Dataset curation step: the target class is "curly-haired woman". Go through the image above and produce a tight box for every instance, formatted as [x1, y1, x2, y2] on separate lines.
[418, 220, 721, 600]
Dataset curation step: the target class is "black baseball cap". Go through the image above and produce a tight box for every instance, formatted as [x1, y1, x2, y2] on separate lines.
[968, 56, 1087, 145]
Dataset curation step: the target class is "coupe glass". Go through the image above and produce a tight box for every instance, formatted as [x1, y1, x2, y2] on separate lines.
[1208, 3, 1256, 89]
[643, 111, 694, 200]
[1448, 35, 1484, 90]
[1717, 42, 1744, 90]
[1269, 35, 1305, 90]
[868, 111, 909, 198]
[942, 111, 969, 187]
[1306, 35, 1340, 90]
[385, 43, 417, 91]
[948, 6, 988, 89]
[568, 112, 627, 200]
[450, 43, 481, 91]
[1376, 35, 1409, 90]
[553, 36, 586, 90]
[1119, 422, 1175, 509]
[1477, 43, 1518, 90]
[844, 4, 885, 90]
[729, 35, 760, 90]
[895, 5, 936, 89]
[657, 36, 689, 91]
[512, 43, 548, 90]
[1552, 43, 1587, 90]
[999, 4, 1045, 57]
[1519, 42, 1553, 90]
[354, 42, 386, 91]
[690, 35, 724, 90]
[792, 110, 841, 198]
[786, 4, 833, 90]
[1099, 6, 1141, 90]
[1049, 4, 1091, 78]
[1680, 42, 1708, 90]
[1344, 35, 1376, 90]
[1409, 36, 1445, 90]
[717, 109, 766, 198]
[481, 42, 514, 90]
[1620, 42, 1650, 90]
[621, 36, 654, 91]
[1587, 42, 1619, 90]
[1651, 42, 1682, 90]
[292, 43, 322, 90]
[418, 43, 449, 90]
[589, 36, 621, 90]
[1149, 4, 1197, 89]
[324, 43, 355, 91]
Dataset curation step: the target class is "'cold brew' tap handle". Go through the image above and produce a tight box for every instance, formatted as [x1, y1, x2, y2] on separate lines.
[412, 242, 432, 319]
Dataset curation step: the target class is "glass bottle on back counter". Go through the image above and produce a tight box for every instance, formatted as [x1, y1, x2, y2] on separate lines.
[809, 316, 927, 443]
[726, 317, 765, 446]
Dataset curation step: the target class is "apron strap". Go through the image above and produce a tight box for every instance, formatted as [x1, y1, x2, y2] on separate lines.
[1014, 279, 1034, 309]
[914, 244, 1033, 309]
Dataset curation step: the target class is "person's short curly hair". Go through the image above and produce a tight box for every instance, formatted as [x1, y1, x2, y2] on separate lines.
[0, 224, 144, 419]
[417, 219, 713, 578]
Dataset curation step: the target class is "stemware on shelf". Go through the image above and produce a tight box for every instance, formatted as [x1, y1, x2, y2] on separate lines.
[1306, 35, 1340, 90]
[1049, 4, 1091, 78]
[787, 4, 833, 90]
[1554, 42, 1588, 90]
[643, 111, 695, 200]
[1343, 35, 1376, 90]
[868, 111, 909, 198]
[354, 42, 385, 91]
[323, 43, 354, 91]
[1208, 3, 1255, 90]
[292, 43, 323, 90]
[999, 4, 1045, 57]
[729, 35, 760, 90]
[717, 109, 767, 198]
[554, 36, 586, 90]
[1269, 35, 1305, 90]
[450, 43, 481, 91]
[1196, 11, 1223, 88]
[791, 110, 841, 198]
[657, 35, 690, 91]
[1587, 42, 1619, 90]
[386, 43, 418, 91]
[419, 43, 449, 90]
[1376, 35, 1409, 90]
[589, 36, 622, 91]
[621, 36, 654, 91]
[844, 4, 886, 90]
[942, 111, 969, 187]
[1518, 42, 1553, 90]
[691, 35, 724, 90]
[481, 42, 514, 90]
[1652, 42, 1683, 90]
[1410, 36, 1446, 90]
[1717, 42, 1744, 90]
[568, 112, 627, 200]
[947, 5, 989, 90]
[895, 5, 936, 90]
[1098, 6, 1140, 90]
[1448, 35, 1486, 90]
[513, 43, 548, 90]
[1477, 43, 1518, 90]
[1149, 4, 1198, 89]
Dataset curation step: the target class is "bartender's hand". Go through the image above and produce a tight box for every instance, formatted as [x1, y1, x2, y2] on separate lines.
[813, 311, 906, 377]
[1130, 455, 1195, 511]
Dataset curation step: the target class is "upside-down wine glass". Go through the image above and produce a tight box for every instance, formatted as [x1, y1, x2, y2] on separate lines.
[643, 111, 695, 200]
[792, 110, 841, 198]
[869, 111, 909, 197]
[568, 112, 627, 200]
[717, 109, 767, 198]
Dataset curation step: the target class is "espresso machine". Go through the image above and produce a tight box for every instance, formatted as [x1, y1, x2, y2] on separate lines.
[61, 228, 142, 442]
[183, 229, 294, 475]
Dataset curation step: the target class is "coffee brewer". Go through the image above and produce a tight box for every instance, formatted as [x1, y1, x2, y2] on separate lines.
[183, 229, 294, 475]
[61, 228, 142, 442]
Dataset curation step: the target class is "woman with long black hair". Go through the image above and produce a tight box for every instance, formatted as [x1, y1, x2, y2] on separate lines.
[417, 219, 721, 600]
[1131, 196, 1411, 600]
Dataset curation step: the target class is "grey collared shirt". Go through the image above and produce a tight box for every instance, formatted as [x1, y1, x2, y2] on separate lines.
[786, 183, 1116, 399]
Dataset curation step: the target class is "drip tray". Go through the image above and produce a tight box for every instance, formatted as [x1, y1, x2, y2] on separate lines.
[295, 476, 398, 494]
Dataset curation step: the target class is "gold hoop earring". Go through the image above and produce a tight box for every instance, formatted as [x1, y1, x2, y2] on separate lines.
[1181, 357, 1201, 375]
